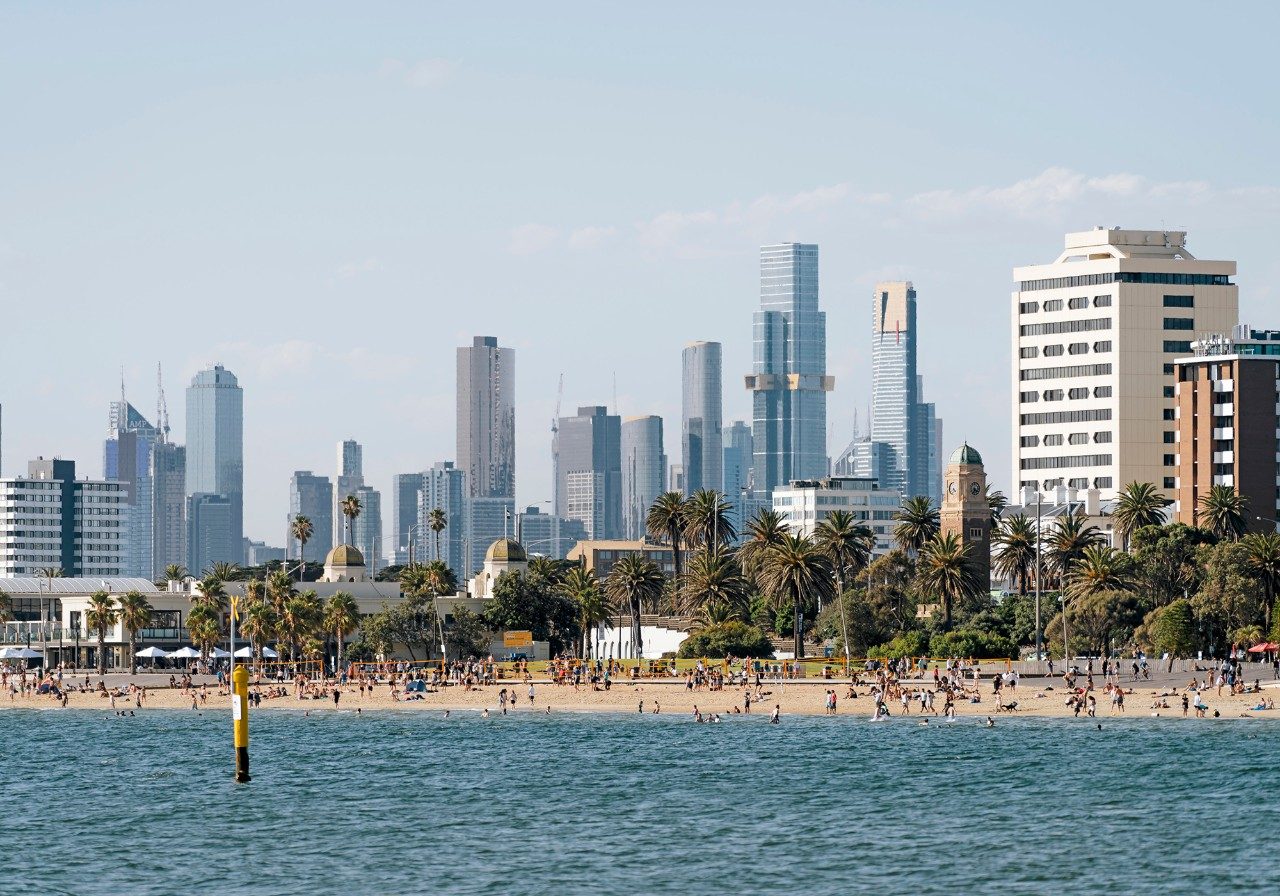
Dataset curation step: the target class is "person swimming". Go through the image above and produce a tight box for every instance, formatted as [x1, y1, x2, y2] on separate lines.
[985, 716, 995, 727]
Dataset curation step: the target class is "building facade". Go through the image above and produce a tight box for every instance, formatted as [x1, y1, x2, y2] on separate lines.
[334, 438, 363, 547]
[0, 458, 127, 577]
[621, 415, 666, 541]
[185, 364, 244, 565]
[104, 401, 159, 578]
[681, 341, 722, 495]
[465, 495, 515, 579]
[1011, 228, 1238, 499]
[457, 336, 516, 501]
[187, 493, 233, 576]
[353, 484, 382, 572]
[420, 461, 467, 579]
[390, 472, 425, 565]
[745, 243, 832, 496]
[771, 476, 899, 556]
[515, 506, 587, 559]
[555, 406, 621, 540]
[939, 444, 991, 586]
[150, 441, 186, 579]
[289, 470, 334, 562]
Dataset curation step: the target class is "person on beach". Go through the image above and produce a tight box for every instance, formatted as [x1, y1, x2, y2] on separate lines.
[769, 704, 780, 724]
[528, 683, 535, 705]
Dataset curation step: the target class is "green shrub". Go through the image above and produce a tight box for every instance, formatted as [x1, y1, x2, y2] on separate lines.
[868, 630, 930, 660]
[677, 621, 775, 659]
[928, 628, 1017, 660]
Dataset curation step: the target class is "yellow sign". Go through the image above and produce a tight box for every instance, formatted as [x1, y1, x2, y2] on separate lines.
[503, 630, 533, 648]
[229, 595, 240, 622]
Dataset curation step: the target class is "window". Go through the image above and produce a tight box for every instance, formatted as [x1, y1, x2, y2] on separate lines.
[1163, 295, 1194, 308]
[1043, 390, 1064, 401]
[1163, 477, 1176, 489]
[1068, 388, 1088, 399]
[1020, 346, 1040, 359]
[1094, 477, 1113, 489]
[1044, 344, 1065, 357]
[1163, 385, 1175, 398]
[1163, 454, 1175, 466]
[1162, 408, 1175, 421]
[1020, 453, 1113, 470]
[1020, 408, 1111, 426]
[1163, 431, 1176, 444]
[1163, 363, 1175, 375]
[1068, 342, 1088, 355]
[1019, 391, 1039, 403]
[1164, 317, 1194, 330]
[1093, 340, 1112, 353]
[1019, 301, 1040, 314]
[1094, 386, 1112, 398]
[1044, 299, 1064, 312]
[1068, 297, 1089, 310]
[1020, 363, 1112, 381]
[1018, 272, 1230, 291]
[969, 527, 983, 539]
[1093, 431, 1113, 443]
[1164, 341, 1192, 353]
[1020, 436, 1040, 448]
[1094, 295, 1112, 307]
[1020, 318, 1111, 337]
[1069, 478, 1089, 489]
[1043, 434, 1064, 446]
[1068, 433, 1089, 445]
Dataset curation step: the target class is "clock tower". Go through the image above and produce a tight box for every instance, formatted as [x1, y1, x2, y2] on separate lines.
[940, 443, 990, 587]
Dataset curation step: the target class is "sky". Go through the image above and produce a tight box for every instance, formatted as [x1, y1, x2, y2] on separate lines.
[3, 2, 1279, 546]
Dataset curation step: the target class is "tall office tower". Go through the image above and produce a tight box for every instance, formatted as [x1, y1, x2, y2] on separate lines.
[555, 406, 622, 540]
[1174, 326, 1280, 533]
[187, 493, 233, 576]
[150, 442, 186, 578]
[0, 458, 127, 577]
[681, 341, 722, 495]
[334, 439, 364, 546]
[185, 364, 244, 565]
[1012, 228, 1237, 498]
[621, 415, 666, 540]
[420, 461, 467, 580]
[871, 281, 918, 496]
[722, 420, 755, 541]
[390, 472, 425, 564]
[515, 505, 588, 559]
[745, 243, 832, 495]
[466, 495, 516, 576]
[105, 400, 160, 577]
[911, 375, 943, 506]
[457, 336, 516, 500]
[353, 484, 382, 571]
[289, 471, 334, 562]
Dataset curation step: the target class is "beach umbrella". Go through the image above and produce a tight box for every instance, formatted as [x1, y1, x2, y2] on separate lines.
[233, 646, 279, 658]
[208, 647, 232, 659]
[167, 646, 200, 659]
[12, 647, 42, 659]
[135, 646, 168, 658]
[0, 647, 20, 659]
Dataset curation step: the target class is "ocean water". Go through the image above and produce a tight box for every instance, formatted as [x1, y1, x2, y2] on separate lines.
[1, 708, 1275, 894]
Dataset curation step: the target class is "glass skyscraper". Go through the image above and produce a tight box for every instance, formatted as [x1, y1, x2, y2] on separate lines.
[289, 470, 333, 561]
[104, 400, 159, 578]
[555, 406, 621, 540]
[420, 461, 466, 580]
[621, 415, 666, 540]
[185, 364, 243, 565]
[334, 439, 363, 546]
[746, 243, 831, 495]
[457, 336, 516, 500]
[681, 341, 722, 495]
[353, 484, 382, 571]
[390, 472, 424, 564]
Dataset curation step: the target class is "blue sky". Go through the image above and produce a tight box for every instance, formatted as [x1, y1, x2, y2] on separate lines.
[3, 2, 1278, 544]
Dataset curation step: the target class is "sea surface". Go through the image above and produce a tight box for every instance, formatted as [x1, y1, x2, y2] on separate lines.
[1, 707, 1275, 894]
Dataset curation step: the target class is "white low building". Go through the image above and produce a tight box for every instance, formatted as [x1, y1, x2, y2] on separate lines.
[772, 476, 901, 555]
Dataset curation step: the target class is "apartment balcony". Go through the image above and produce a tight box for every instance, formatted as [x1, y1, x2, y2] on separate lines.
[1212, 403, 1234, 417]
[1213, 379, 1234, 393]
[1213, 474, 1235, 487]
[1213, 451, 1235, 464]
[1212, 428, 1234, 440]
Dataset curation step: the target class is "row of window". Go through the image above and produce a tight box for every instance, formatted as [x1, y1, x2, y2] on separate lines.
[1020, 386, 1114, 404]
[1019, 453, 1114, 471]
[1020, 363, 1112, 381]
[1020, 408, 1113, 426]
[1164, 295, 1194, 308]
[1017, 272, 1231, 291]
[1023, 477, 1115, 490]
[1022, 341, 1112, 359]
[1019, 317, 1111, 337]
[1164, 317, 1194, 330]
[1021, 431, 1112, 448]
[1164, 340, 1193, 353]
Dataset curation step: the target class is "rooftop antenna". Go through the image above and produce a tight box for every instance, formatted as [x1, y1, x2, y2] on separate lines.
[551, 373, 564, 516]
[156, 362, 171, 442]
[612, 372, 619, 417]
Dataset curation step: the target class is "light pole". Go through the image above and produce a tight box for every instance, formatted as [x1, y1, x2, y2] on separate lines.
[1034, 491, 1043, 667]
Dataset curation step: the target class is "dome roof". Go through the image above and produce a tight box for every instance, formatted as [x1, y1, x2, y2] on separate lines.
[485, 537, 527, 564]
[949, 443, 983, 465]
[325, 544, 365, 567]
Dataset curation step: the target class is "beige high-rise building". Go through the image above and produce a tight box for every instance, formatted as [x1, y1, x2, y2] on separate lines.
[1011, 228, 1237, 499]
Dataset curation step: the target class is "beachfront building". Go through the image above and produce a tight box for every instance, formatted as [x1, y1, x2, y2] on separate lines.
[1011, 227, 1238, 500]
[771, 476, 899, 556]
[566, 539, 677, 581]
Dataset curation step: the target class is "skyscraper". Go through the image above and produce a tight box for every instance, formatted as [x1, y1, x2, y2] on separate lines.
[289, 471, 334, 562]
[187, 493, 234, 576]
[105, 400, 159, 578]
[555, 406, 622, 540]
[353, 484, 382, 571]
[420, 461, 466, 580]
[681, 341, 722, 495]
[745, 243, 832, 495]
[466, 496, 515, 575]
[390, 472, 425, 564]
[334, 439, 363, 546]
[457, 336, 516, 500]
[185, 364, 243, 565]
[1012, 228, 1238, 498]
[150, 441, 186, 578]
[621, 415, 666, 540]
[721, 420, 755, 540]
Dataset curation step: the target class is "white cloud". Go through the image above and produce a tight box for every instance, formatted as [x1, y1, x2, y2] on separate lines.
[567, 225, 617, 250]
[507, 223, 560, 256]
[336, 257, 383, 279]
[378, 57, 457, 88]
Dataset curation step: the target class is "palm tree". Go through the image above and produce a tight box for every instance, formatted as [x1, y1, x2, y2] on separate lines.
[0, 590, 12, 625]
[1243, 531, 1280, 633]
[993, 513, 1038, 595]
[291, 515, 314, 579]
[1045, 511, 1104, 590]
[324, 592, 360, 666]
[240, 599, 277, 675]
[1113, 481, 1170, 550]
[85, 590, 118, 680]
[893, 496, 940, 555]
[605, 555, 665, 661]
[36, 566, 63, 580]
[186, 604, 221, 664]
[193, 575, 229, 614]
[162, 564, 188, 584]
[738, 508, 788, 587]
[559, 566, 608, 658]
[1199, 484, 1248, 541]
[916, 532, 985, 631]
[117, 590, 153, 675]
[759, 533, 834, 660]
[280, 592, 323, 664]
[427, 508, 447, 562]
[266, 568, 297, 618]
[986, 487, 1008, 528]
[1066, 544, 1134, 598]
[646, 492, 687, 582]
[678, 549, 750, 619]
[681, 489, 736, 550]
[815, 510, 876, 664]
[341, 494, 363, 545]
[207, 561, 240, 581]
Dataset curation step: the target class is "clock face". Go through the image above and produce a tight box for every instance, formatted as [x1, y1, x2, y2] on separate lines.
[948, 482, 958, 495]
[970, 481, 982, 496]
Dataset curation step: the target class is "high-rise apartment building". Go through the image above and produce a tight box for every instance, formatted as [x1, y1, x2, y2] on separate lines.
[722, 420, 755, 541]
[353, 484, 382, 571]
[1174, 326, 1280, 533]
[621, 415, 666, 540]
[465, 496, 515, 576]
[681, 341, 722, 495]
[420, 461, 466, 579]
[1012, 228, 1238, 498]
[0, 458, 127, 577]
[289, 471, 334, 562]
[745, 243, 832, 495]
[390, 472, 425, 565]
[150, 441, 186, 578]
[457, 336, 516, 500]
[515, 505, 587, 559]
[187, 493, 233, 575]
[334, 439, 363, 546]
[555, 406, 622, 540]
[185, 364, 244, 564]
[105, 401, 159, 578]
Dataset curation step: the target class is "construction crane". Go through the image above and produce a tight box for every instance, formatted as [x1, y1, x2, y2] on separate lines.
[551, 373, 563, 516]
